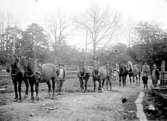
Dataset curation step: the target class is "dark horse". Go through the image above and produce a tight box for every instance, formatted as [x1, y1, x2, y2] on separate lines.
[118, 64, 128, 87]
[92, 68, 102, 92]
[10, 55, 26, 101]
[10, 56, 40, 101]
[77, 66, 90, 92]
[25, 58, 40, 100]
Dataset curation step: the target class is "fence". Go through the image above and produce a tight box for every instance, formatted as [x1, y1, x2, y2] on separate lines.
[0, 65, 80, 81]
[0, 65, 118, 82]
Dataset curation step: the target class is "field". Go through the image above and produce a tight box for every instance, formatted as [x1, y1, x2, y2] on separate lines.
[0, 69, 119, 105]
[0, 70, 140, 121]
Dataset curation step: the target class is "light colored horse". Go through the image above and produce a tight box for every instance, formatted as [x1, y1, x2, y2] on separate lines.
[34, 63, 65, 98]
[133, 64, 141, 84]
[99, 65, 112, 90]
[127, 61, 141, 84]
[77, 65, 90, 92]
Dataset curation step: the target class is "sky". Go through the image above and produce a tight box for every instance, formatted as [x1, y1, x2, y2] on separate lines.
[0, 0, 167, 49]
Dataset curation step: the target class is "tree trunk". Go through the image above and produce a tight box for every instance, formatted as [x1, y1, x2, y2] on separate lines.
[93, 39, 97, 68]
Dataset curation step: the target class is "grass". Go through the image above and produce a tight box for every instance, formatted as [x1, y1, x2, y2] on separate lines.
[0, 71, 119, 107]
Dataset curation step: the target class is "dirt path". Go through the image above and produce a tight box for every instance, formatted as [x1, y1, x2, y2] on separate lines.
[0, 85, 141, 121]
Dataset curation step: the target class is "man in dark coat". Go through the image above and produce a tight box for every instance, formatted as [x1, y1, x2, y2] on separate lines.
[151, 64, 160, 87]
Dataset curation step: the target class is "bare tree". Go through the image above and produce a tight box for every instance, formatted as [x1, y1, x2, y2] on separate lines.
[46, 12, 72, 45]
[45, 12, 72, 63]
[0, 11, 18, 54]
[76, 5, 120, 65]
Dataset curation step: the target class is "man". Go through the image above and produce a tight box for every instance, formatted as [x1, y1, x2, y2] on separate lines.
[151, 64, 160, 87]
[142, 62, 150, 89]
[57, 64, 65, 93]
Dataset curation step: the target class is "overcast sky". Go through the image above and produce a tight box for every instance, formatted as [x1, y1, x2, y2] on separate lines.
[0, 0, 167, 49]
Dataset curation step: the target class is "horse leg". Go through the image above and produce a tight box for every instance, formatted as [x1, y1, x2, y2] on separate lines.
[129, 75, 132, 84]
[35, 82, 39, 100]
[109, 78, 112, 91]
[136, 75, 138, 84]
[24, 76, 29, 98]
[12, 77, 18, 101]
[84, 79, 88, 92]
[29, 77, 34, 100]
[46, 81, 51, 97]
[18, 80, 22, 101]
[133, 74, 135, 83]
[125, 75, 127, 86]
[123, 75, 126, 87]
[139, 74, 140, 85]
[101, 77, 105, 90]
[138, 76, 140, 84]
[51, 77, 55, 97]
[122, 76, 124, 87]
[18, 73, 23, 101]
[106, 78, 108, 90]
[119, 75, 121, 87]
[79, 78, 83, 92]
[59, 80, 63, 92]
[98, 78, 102, 92]
[93, 78, 96, 92]
[35, 77, 39, 100]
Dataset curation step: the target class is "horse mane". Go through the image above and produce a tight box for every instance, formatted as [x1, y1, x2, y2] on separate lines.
[99, 65, 107, 75]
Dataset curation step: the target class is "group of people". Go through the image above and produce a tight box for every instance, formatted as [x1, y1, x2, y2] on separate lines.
[116, 62, 160, 89]
[141, 62, 160, 89]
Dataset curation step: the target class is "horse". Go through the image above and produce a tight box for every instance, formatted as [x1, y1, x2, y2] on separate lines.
[77, 66, 90, 92]
[92, 67, 102, 92]
[127, 62, 141, 85]
[99, 65, 112, 91]
[25, 58, 40, 100]
[36, 63, 58, 98]
[118, 64, 128, 87]
[9, 56, 40, 101]
[133, 64, 141, 84]
[10, 55, 25, 101]
[127, 61, 134, 84]
[34, 63, 66, 98]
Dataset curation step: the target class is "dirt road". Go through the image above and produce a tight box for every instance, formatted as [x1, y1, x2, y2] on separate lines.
[0, 85, 141, 121]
